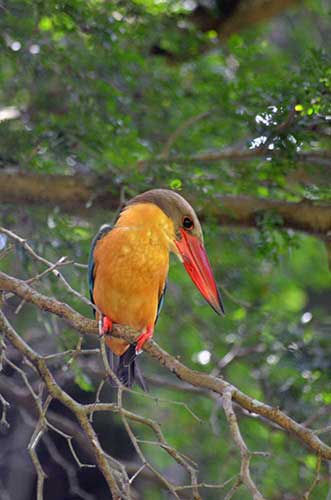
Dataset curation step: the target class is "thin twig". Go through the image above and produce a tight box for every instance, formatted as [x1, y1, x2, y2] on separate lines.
[313, 425, 331, 436]
[0, 226, 99, 314]
[223, 476, 242, 500]
[0, 312, 125, 500]
[47, 421, 96, 469]
[117, 387, 182, 499]
[302, 455, 321, 499]
[25, 256, 71, 285]
[160, 111, 210, 159]
[89, 377, 106, 423]
[175, 474, 238, 491]
[42, 434, 96, 500]
[44, 348, 99, 361]
[0, 393, 10, 429]
[2, 270, 331, 461]
[27, 396, 52, 500]
[222, 387, 265, 500]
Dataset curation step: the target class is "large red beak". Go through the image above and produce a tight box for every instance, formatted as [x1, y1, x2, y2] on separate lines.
[175, 229, 224, 315]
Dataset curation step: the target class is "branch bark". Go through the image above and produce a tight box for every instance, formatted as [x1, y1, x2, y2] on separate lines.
[151, 0, 300, 59]
[2, 270, 331, 461]
[223, 387, 265, 500]
[188, 0, 299, 39]
[222, 0, 299, 37]
[0, 311, 123, 499]
[0, 170, 330, 236]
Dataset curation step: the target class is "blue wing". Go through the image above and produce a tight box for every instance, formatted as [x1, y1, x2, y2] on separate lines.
[88, 224, 112, 316]
[155, 282, 167, 324]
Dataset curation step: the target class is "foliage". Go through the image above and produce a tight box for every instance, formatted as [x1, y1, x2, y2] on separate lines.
[0, 1, 331, 499]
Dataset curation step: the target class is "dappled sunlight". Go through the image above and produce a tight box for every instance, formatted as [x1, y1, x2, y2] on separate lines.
[0, 0, 330, 499]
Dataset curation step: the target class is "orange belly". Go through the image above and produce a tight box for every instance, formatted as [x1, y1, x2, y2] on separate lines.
[92, 204, 173, 354]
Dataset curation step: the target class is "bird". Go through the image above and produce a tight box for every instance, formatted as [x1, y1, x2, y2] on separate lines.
[88, 188, 224, 388]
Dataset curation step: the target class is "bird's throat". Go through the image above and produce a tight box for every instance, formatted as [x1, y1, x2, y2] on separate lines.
[116, 202, 176, 251]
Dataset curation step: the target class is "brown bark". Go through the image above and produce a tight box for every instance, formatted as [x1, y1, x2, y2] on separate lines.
[2, 270, 331, 461]
[215, 0, 300, 39]
[206, 195, 331, 235]
[152, 0, 300, 59]
[0, 170, 330, 236]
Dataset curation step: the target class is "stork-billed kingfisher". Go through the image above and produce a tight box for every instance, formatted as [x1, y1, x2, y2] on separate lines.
[88, 189, 224, 387]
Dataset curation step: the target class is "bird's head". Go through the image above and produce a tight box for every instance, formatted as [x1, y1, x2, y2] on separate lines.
[129, 189, 224, 315]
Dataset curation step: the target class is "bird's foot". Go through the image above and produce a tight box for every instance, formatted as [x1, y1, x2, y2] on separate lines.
[98, 315, 113, 337]
[135, 325, 154, 355]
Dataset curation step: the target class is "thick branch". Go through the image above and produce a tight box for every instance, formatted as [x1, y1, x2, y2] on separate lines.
[205, 195, 331, 235]
[1, 271, 331, 460]
[0, 171, 330, 236]
[223, 0, 298, 37]
[152, 0, 300, 59]
[188, 0, 299, 39]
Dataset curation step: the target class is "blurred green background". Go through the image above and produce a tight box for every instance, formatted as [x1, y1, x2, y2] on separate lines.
[0, 0, 331, 499]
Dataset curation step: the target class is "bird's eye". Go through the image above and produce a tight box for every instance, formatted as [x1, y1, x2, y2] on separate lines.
[183, 216, 194, 230]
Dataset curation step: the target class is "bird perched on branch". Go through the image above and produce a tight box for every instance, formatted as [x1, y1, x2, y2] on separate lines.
[88, 189, 224, 388]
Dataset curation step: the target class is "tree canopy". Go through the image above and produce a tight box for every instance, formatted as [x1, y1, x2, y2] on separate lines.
[0, 1, 331, 499]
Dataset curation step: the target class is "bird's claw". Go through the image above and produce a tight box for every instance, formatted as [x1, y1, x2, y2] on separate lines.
[98, 315, 113, 338]
[135, 325, 154, 355]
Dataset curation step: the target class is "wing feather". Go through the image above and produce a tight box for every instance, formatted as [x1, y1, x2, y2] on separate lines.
[88, 224, 112, 315]
[156, 282, 167, 324]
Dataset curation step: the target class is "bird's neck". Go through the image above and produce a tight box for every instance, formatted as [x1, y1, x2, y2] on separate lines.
[116, 203, 177, 252]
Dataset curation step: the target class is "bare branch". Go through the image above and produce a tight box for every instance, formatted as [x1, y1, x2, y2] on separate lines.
[0, 231, 330, 497]
[222, 387, 265, 500]
[116, 385, 200, 499]
[0, 392, 10, 429]
[302, 455, 321, 500]
[2, 270, 331, 461]
[42, 434, 95, 500]
[223, 476, 242, 500]
[160, 111, 210, 159]
[0, 226, 98, 314]
[0, 271, 95, 335]
[303, 405, 331, 428]
[313, 425, 331, 436]
[27, 396, 52, 500]
[0, 312, 125, 499]
[175, 474, 238, 492]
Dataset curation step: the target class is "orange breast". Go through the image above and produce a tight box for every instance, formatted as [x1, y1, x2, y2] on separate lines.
[93, 203, 174, 337]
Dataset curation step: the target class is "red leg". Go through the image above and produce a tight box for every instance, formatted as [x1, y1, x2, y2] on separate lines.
[98, 315, 113, 336]
[135, 324, 154, 354]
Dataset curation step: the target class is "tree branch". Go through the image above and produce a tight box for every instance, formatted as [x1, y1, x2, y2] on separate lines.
[222, 387, 265, 500]
[1, 270, 331, 462]
[0, 170, 330, 236]
[0, 311, 124, 500]
[188, 0, 300, 39]
[151, 0, 300, 60]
